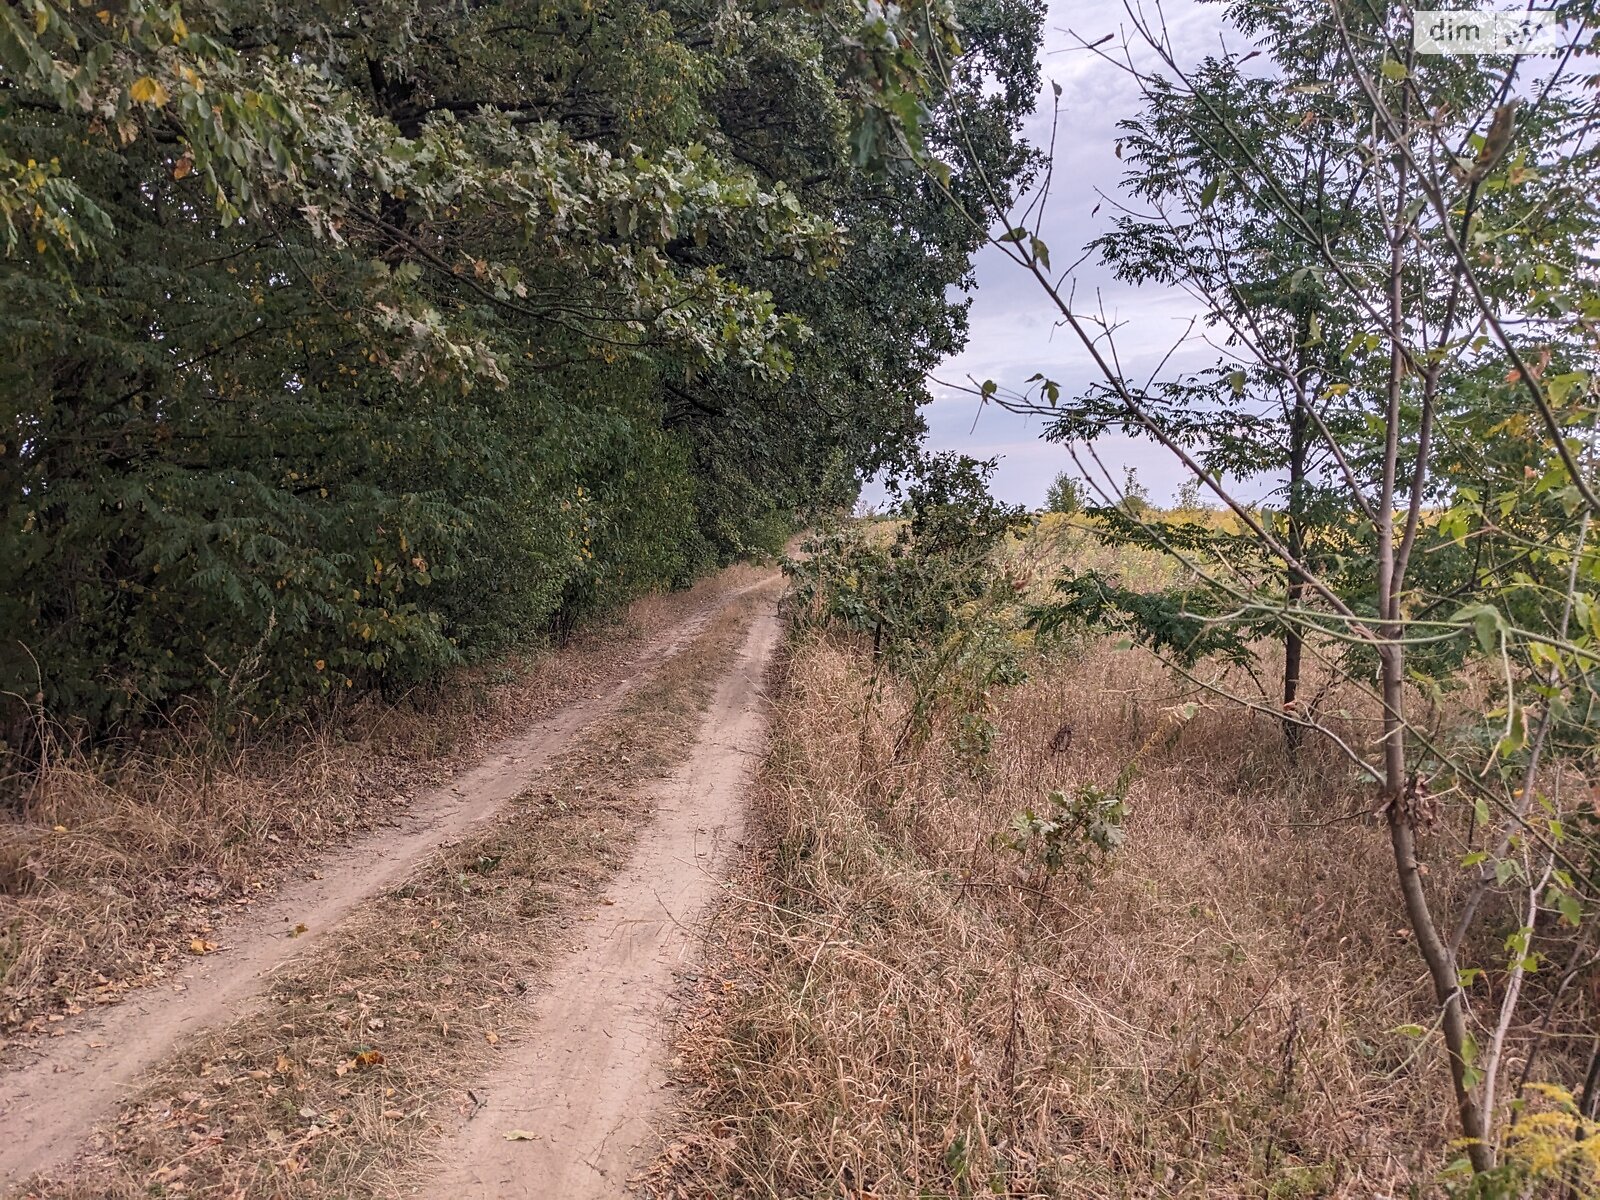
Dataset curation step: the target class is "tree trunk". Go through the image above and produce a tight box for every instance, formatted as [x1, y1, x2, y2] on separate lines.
[1282, 378, 1310, 754]
[1375, 115, 1494, 1171]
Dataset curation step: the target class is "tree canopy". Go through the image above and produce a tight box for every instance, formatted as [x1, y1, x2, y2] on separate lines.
[0, 0, 1042, 733]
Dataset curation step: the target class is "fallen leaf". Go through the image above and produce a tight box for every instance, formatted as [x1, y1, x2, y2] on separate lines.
[188, 938, 217, 955]
[504, 1130, 541, 1141]
[289, 923, 308, 938]
[484, 1031, 499, 1046]
[354, 1049, 384, 1067]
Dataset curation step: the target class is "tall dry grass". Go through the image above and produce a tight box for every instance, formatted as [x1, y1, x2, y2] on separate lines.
[652, 628, 1483, 1198]
[0, 568, 768, 1037]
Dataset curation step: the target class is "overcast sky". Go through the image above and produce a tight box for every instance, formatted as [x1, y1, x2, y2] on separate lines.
[899, 0, 1240, 509]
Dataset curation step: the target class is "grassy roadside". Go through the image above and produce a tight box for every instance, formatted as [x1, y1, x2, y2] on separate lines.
[648, 627, 1461, 1199]
[25, 577, 777, 1199]
[0, 567, 769, 1041]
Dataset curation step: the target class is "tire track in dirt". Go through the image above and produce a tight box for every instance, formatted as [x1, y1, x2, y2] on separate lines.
[417, 606, 781, 1199]
[0, 584, 764, 1191]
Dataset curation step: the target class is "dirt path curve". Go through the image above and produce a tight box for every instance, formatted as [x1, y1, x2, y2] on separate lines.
[0, 588, 756, 1192]
[418, 606, 781, 1200]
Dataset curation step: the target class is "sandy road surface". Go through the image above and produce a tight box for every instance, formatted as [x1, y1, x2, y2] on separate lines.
[418, 606, 781, 1199]
[0, 590, 748, 1191]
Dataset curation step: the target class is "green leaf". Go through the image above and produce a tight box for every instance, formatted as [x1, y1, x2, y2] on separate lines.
[1450, 603, 1504, 655]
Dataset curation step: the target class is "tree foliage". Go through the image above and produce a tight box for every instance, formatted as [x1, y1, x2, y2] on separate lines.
[786, 452, 1031, 761]
[0, 0, 1042, 734]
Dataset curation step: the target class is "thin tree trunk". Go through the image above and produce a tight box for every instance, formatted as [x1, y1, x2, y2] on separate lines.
[1282, 375, 1309, 754]
[1375, 83, 1493, 1172]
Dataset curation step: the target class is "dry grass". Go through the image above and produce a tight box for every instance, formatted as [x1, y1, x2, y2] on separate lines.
[0, 566, 770, 1041]
[23, 578, 777, 1200]
[649, 629, 1485, 1198]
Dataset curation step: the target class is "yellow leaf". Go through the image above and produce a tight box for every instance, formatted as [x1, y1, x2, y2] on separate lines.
[34, 5, 47, 35]
[484, 1030, 499, 1045]
[172, 154, 193, 180]
[188, 938, 217, 954]
[503, 1130, 540, 1141]
[129, 77, 170, 106]
[170, 14, 187, 40]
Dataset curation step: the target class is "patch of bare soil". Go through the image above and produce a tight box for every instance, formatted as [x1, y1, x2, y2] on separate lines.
[16, 578, 780, 1200]
[0, 570, 772, 1193]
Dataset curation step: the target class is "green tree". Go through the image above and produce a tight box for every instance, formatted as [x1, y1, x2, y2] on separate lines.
[1044, 471, 1085, 514]
[0, 0, 1042, 737]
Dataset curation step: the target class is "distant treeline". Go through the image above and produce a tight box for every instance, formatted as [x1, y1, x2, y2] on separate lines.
[0, 0, 1042, 733]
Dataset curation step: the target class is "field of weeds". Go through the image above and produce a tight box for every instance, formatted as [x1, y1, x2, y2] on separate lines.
[655, 638, 1445, 1197]
[651, 516, 1594, 1199]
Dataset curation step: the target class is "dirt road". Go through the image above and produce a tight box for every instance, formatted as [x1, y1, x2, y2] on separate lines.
[0, 583, 775, 1193]
[418, 606, 779, 1199]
